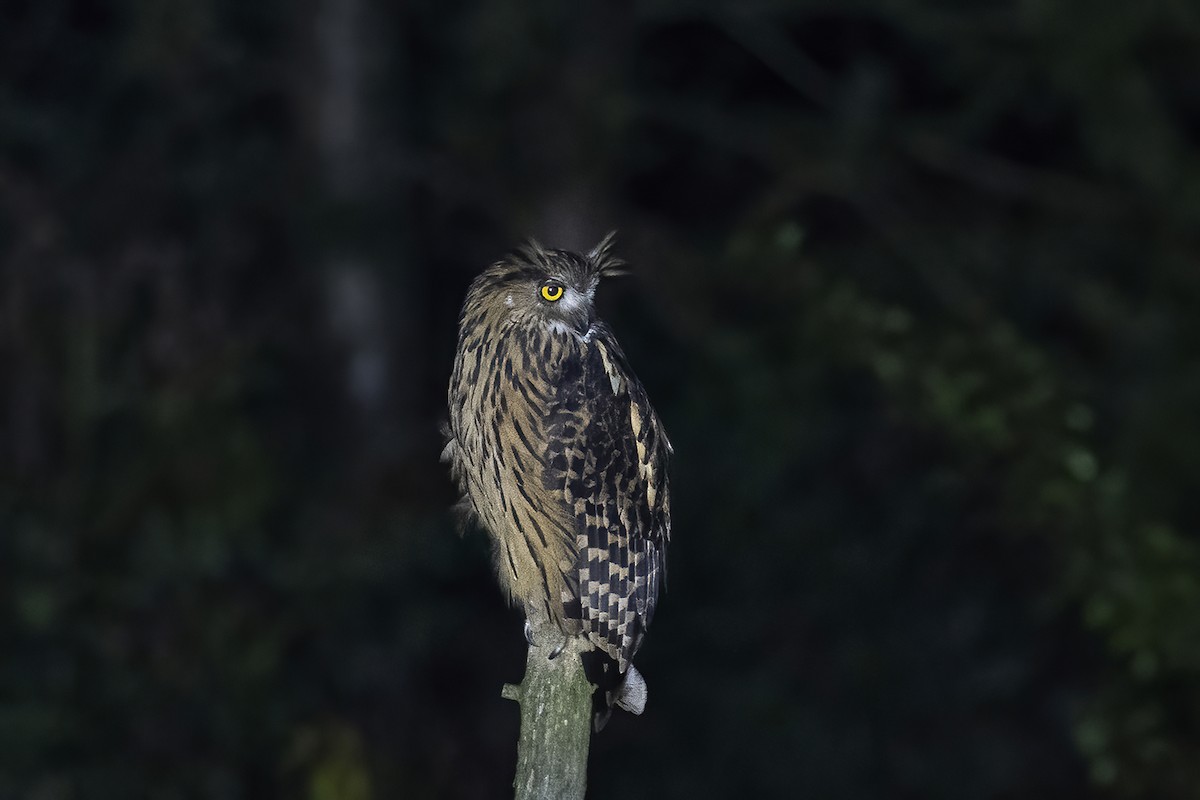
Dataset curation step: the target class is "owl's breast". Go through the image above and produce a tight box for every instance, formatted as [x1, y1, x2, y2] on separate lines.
[449, 321, 583, 620]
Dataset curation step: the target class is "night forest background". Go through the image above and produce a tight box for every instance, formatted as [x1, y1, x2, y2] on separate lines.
[3, 1, 1200, 798]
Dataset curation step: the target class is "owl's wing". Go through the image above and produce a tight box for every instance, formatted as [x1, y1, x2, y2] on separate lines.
[546, 323, 671, 673]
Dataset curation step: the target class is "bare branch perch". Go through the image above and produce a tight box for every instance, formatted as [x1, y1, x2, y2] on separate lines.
[502, 638, 594, 800]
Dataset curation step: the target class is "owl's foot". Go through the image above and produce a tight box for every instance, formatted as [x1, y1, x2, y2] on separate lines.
[523, 619, 569, 659]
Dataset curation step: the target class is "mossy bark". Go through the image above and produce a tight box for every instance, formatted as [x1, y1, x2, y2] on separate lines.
[501, 638, 594, 800]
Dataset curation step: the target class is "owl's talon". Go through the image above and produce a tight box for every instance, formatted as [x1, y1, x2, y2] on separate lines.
[547, 635, 568, 660]
[523, 620, 534, 645]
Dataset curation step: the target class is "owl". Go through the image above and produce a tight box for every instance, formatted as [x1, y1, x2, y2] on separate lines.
[443, 233, 671, 728]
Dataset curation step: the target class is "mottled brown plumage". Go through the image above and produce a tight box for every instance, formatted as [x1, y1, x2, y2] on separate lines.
[444, 234, 671, 725]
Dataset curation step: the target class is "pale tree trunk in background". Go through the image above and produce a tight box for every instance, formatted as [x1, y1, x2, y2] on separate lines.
[315, 0, 365, 201]
[310, 0, 418, 448]
[528, 5, 632, 253]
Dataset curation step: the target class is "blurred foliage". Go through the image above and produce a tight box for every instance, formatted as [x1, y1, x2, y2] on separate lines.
[2, 0, 1200, 798]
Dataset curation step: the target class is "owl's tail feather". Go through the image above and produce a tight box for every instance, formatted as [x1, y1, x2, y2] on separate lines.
[585, 654, 647, 732]
[613, 664, 647, 715]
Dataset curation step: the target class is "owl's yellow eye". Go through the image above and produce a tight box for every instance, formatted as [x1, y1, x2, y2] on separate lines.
[540, 283, 564, 302]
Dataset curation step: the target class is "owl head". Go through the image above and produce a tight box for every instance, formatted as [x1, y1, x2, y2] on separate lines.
[468, 232, 625, 335]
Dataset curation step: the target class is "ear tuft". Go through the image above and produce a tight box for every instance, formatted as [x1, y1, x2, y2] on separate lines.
[516, 237, 551, 267]
[588, 230, 627, 278]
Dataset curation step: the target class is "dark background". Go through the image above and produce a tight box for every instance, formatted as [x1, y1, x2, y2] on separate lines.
[3, 1, 1200, 798]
